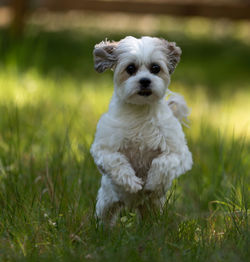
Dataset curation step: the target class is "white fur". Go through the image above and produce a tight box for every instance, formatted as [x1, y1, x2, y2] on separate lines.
[91, 36, 193, 225]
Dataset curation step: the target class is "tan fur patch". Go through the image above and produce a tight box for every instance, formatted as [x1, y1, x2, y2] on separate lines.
[116, 68, 130, 85]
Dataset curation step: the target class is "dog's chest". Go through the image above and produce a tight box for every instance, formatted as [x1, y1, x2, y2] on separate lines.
[119, 120, 166, 181]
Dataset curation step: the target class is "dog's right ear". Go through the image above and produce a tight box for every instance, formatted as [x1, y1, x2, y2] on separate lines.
[93, 40, 119, 73]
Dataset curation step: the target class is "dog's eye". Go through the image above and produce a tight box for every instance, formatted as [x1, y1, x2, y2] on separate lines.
[150, 64, 161, 74]
[126, 64, 137, 75]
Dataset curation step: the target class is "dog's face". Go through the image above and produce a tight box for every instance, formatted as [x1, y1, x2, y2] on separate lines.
[94, 36, 181, 105]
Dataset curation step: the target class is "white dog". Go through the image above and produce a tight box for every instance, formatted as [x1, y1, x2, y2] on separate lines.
[90, 36, 193, 225]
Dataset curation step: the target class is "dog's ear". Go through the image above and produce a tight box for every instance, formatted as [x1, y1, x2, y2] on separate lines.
[161, 40, 182, 74]
[93, 40, 119, 73]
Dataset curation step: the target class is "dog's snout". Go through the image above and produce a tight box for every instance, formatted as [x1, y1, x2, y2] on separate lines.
[139, 78, 151, 89]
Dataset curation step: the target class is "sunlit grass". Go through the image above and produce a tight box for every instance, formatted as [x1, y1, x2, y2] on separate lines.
[1, 69, 249, 142]
[171, 82, 250, 140]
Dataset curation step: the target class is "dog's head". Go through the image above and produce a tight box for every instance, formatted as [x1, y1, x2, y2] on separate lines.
[93, 36, 181, 105]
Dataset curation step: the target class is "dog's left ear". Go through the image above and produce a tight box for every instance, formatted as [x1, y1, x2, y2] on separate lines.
[161, 40, 182, 74]
[93, 40, 119, 73]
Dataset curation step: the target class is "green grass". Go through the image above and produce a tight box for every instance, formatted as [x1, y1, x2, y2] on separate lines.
[0, 19, 249, 261]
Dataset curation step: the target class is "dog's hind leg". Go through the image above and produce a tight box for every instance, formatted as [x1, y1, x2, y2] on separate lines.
[96, 197, 123, 226]
[95, 176, 123, 226]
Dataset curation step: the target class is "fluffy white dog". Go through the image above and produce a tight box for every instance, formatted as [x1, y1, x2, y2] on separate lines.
[90, 36, 193, 225]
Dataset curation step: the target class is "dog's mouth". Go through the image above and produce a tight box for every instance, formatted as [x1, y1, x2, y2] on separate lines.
[137, 90, 152, 97]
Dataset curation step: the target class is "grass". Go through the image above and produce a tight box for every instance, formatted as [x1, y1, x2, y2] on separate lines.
[0, 16, 249, 261]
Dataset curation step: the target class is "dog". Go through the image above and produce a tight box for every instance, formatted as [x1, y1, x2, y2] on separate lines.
[90, 36, 193, 225]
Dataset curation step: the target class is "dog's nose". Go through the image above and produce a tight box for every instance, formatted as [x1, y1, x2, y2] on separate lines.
[139, 78, 151, 89]
[138, 78, 152, 96]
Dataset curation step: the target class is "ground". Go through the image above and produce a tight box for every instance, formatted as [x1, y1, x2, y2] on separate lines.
[0, 14, 249, 261]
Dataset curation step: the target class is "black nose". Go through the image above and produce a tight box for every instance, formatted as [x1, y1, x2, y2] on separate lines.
[139, 78, 151, 89]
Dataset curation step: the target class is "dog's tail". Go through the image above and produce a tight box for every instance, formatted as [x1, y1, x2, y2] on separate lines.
[167, 91, 191, 127]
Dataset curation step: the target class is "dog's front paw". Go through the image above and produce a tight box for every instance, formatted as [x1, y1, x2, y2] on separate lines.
[114, 170, 143, 193]
[124, 175, 143, 193]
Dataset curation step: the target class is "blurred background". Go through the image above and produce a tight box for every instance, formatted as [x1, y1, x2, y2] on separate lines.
[0, 1, 249, 260]
[0, 0, 250, 140]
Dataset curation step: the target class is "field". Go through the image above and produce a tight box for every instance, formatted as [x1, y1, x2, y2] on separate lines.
[0, 14, 249, 261]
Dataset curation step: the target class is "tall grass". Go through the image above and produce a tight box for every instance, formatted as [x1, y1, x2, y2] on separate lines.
[0, 20, 249, 261]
